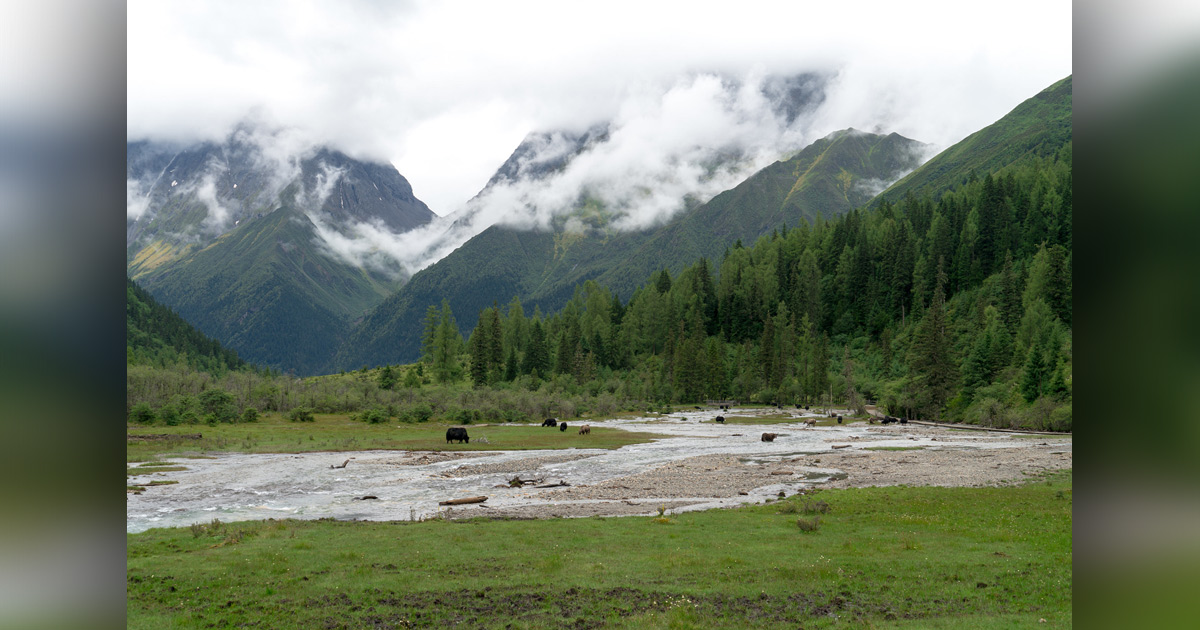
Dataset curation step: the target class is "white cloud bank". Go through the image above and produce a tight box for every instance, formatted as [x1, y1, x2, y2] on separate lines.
[128, 0, 1072, 275]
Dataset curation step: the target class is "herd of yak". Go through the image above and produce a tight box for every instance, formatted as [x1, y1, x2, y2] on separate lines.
[445, 408, 909, 444]
[444, 418, 591, 444]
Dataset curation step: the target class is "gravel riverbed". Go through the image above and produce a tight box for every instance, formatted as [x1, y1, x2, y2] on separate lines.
[127, 410, 1071, 531]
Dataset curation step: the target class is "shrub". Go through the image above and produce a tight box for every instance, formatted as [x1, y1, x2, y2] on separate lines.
[446, 407, 479, 425]
[398, 403, 433, 423]
[801, 499, 830, 514]
[198, 389, 237, 423]
[158, 403, 180, 426]
[288, 407, 315, 423]
[1048, 402, 1072, 432]
[361, 407, 390, 424]
[129, 402, 157, 425]
[796, 516, 821, 532]
[241, 407, 259, 423]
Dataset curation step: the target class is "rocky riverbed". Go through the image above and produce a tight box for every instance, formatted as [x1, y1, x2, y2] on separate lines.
[127, 409, 1071, 531]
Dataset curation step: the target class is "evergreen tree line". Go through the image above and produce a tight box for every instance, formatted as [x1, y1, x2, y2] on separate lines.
[441, 146, 1072, 429]
[126, 278, 255, 376]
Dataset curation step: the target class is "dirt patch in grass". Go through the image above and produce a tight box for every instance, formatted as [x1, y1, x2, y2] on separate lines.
[138, 584, 952, 629]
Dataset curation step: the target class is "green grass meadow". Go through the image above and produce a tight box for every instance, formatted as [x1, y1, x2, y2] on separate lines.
[127, 413, 665, 462]
[127, 471, 1072, 629]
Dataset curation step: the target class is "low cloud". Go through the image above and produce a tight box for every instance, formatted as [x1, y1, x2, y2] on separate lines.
[127, 1, 1071, 279]
[367, 72, 827, 273]
[126, 178, 152, 221]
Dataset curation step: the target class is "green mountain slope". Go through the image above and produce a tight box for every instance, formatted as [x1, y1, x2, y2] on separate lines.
[607, 129, 927, 288]
[126, 277, 249, 374]
[127, 133, 437, 375]
[136, 206, 400, 374]
[877, 76, 1072, 202]
[335, 129, 926, 368]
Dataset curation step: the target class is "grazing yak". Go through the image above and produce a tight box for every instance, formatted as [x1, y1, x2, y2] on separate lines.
[542, 418, 558, 427]
[578, 425, 591, 435]
[881, 416, 906, 425]
[761, 432, 778, 442]
[559, 422, 568, 432]
[715, 415, 725, 423]
[445, 427, 469, 444]
[837, 415, 843, 424]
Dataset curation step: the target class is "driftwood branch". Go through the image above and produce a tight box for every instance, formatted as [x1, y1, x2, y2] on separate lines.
[534, 481, 570, 488]
[438, 496, 488, 506]
[330, 459, 350, 469]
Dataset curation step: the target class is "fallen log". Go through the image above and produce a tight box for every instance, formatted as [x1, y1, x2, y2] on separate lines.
[831, 444, 852, 449]
[438, 496, 488, 506]
[770, 470, 793, 476]
[330, 459, 350, 469]
[534, 481, 570, 488]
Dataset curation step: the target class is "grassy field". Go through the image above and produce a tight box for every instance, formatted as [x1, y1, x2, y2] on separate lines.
[127, 414, 666, 463]
[127, 470, 1072, 629]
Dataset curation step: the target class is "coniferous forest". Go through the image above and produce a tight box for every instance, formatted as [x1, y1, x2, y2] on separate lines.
[455, 146, 1072, 430]
[127, 143, 1071, 432]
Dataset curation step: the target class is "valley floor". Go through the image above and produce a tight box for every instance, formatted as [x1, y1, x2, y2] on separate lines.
[128, 408, 1071, 529]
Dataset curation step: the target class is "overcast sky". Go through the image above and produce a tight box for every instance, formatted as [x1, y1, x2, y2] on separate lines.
[128, 0, 1072, 216]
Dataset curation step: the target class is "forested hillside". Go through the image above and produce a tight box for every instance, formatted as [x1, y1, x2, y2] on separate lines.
[127, 78, 1072, 431]
[451, 145, 1072, 428]
[877, 76, 1072, 203]
[336, 129, 926, 369]
[127, 278, 250, 375]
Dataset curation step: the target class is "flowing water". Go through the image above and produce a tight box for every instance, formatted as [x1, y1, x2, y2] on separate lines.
[127, 409, 1033, 533]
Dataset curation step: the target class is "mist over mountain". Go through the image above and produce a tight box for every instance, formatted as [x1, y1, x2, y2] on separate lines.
[126, 123, 438, 374]
[335, 127, 927, 369]
[127, 124, 435, 277]
[877, 76, 1072, 203]
[379, 72, 830, 279]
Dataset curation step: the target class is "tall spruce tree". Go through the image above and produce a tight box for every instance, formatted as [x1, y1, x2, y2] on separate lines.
[908, 263, 955, 420]
[523, 320, 550, 378]
[431, 300, 464, 383]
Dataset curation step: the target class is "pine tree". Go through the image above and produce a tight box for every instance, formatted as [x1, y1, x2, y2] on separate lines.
[486, 307, 504, 381]
[997, 252, 1023, 332]
[655, 268, 672, 294]
[504, 347, 519, 382]
[523, 320, 549, 378]
[555, 318, 581, 375]
[467, 315, 491, 386]
[432, 300, 463, 384]
[842, 345, 860, 411]
[907, 263, 955, 420]
[376, 365, 396, 391]
[1020, 340, 1047, 402]
[808, 333, 830, 406]
[419, 304, 440, 363]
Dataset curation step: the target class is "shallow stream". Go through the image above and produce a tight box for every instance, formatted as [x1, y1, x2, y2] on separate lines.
[127, 409, 1031, 533]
